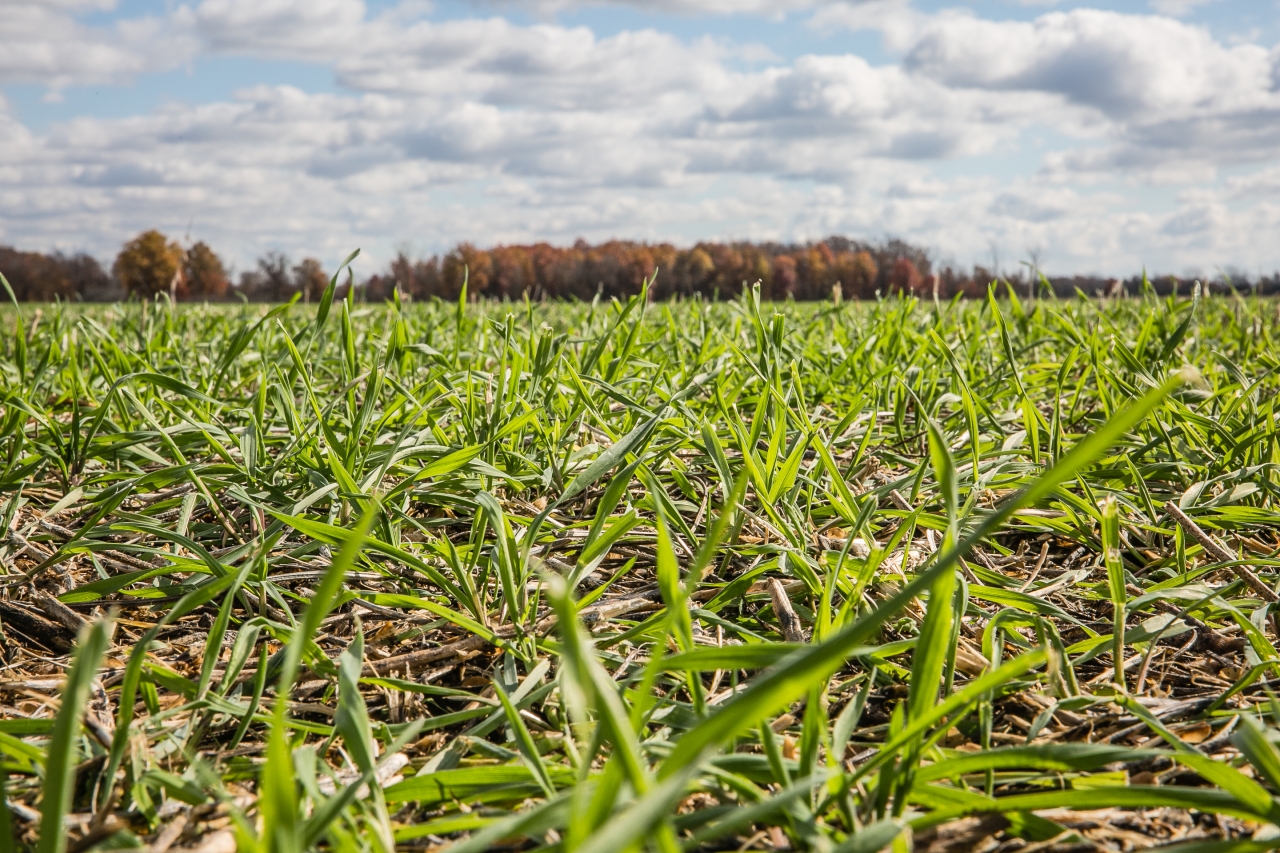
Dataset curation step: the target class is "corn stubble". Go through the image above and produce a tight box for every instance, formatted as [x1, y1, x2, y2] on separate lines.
[2, 274, 1280, 852]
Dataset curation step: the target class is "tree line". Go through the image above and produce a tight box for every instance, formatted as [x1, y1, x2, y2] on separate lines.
[1, 232, 340, 303]
[3, 229, 1278, 302]
[363, 237, 934, 302]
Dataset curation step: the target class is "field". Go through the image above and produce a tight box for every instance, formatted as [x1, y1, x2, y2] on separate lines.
[3, 279, 1280, 853]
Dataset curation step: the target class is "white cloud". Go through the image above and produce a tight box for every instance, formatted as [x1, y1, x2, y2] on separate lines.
[1227, 166, 1280, 199]
[1149, 0, 1224, 16]
[474, 0, 827, 14]
[809, 0, 925, 50]
[819, 5, 1280, 179]
[899, 9, 1275, 122]
[21, 0, 119, 9]
[0, 2, 196, 89]
[192, 0, 368, 56]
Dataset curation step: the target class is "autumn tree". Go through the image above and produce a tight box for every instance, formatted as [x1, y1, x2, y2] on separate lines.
[390, 253, 442, 301]
[832, 250, 878, 298]
[2, 248, 66, 301]
[442, 243, 491, 299]
[769, 255, 797, 299]
[887, 257, 923, 295]
[183, 242, 229, 300]
[490, 246, 534, 299]
[671, 247, 714, 298]
[361, 235, 942, 303]
[114, 230, 184, 299]
[292, 258, 329, 303]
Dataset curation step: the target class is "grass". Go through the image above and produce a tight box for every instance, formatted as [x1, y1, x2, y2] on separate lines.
[2, 276, 1280, 851]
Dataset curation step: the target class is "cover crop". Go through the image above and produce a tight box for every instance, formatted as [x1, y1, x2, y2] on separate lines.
[1, 275, 1280, 852]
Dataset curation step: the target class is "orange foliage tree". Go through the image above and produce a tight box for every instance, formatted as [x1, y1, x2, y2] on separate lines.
[15, 234, 1267, 302]
[182, 242, 229, 300]
[887, 257, 923, 295]
[114, 230, 184, 299]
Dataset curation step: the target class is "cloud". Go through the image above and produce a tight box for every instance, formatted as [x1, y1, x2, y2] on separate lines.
[32, 0, 119, 9]
[1148, 0, 1224, 16]
[820, 5, 1280, 177]
[1161, 202, 1223, 237]
[1227, 166, 1280, 199]
[0, 2, 196, 89]
[693, 54, 1056, 181]
[900, 10, 1273, 119]
[474, 0, 827, 14]
[192, 0, 368, 57]
[808, 0, 925, 50]
[332, 20, 738, 110]
[4, 76, 1273, 277]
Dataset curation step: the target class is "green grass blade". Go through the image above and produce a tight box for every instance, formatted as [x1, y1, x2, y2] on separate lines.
[38, 618, 113, 853]
[1100, 495, 1127, 690]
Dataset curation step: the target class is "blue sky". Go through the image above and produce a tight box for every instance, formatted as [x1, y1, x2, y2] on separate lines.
[1, 0, 1278, 277]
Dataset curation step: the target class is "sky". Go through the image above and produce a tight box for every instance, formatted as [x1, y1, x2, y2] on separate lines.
[1, 0, 1279, 278]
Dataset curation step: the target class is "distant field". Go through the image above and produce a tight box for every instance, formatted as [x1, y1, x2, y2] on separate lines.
[4, 285, 1280, 852]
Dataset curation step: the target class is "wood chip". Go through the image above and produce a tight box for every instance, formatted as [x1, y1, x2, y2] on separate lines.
[767, 577, 808, 643]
